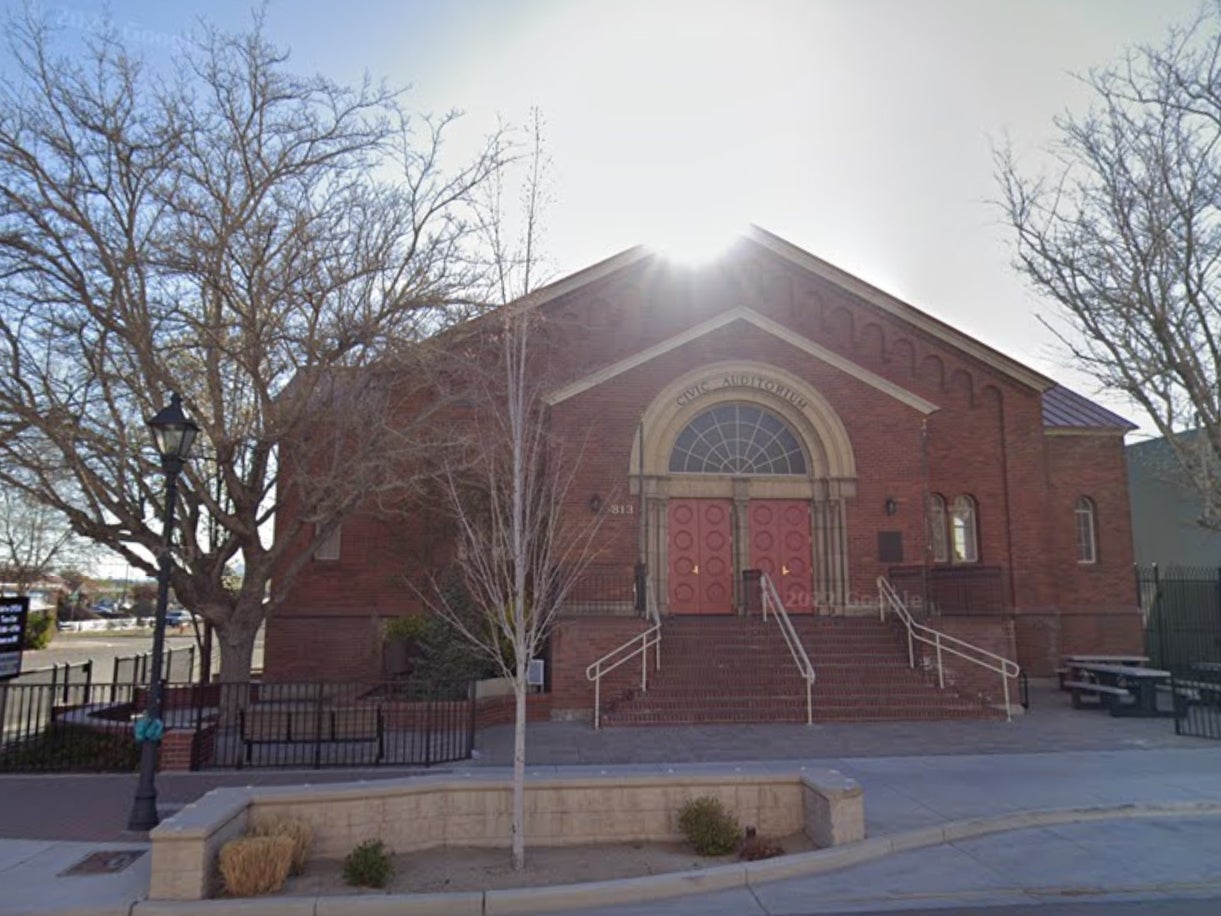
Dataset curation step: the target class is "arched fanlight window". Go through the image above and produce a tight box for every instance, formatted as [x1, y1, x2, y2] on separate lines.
[1075, 496, 1097, 564]
[950, 495, 978, 564]
[929, 494, 949, 563]
[668, 403, 807, 475]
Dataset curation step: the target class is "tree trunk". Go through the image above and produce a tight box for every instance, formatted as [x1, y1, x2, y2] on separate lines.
[217, 621, 258, 684]
[511, 658, 527, 871]
[214, 617, 260, 733]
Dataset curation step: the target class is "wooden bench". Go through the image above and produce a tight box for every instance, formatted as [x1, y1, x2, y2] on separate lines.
[240, 705, 384, 763]
[1062, 679, 1132, 714]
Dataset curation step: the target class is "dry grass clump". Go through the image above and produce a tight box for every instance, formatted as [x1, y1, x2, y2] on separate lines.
[218, 835, 294, 897]
[248, 818, 314, 875]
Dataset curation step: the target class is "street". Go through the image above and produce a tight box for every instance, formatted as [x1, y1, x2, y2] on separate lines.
[19, 628, 265, 682]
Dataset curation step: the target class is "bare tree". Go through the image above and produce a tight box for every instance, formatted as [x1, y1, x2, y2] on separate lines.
[0, 14, 503, 680]
[425, 113, 602, 870]
[0, 487, 95, 595]
[996, 4, 1221, 529]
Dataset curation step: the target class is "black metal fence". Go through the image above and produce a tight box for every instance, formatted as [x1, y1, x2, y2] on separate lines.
[559, 565, 638, 616]
[197, 680, 476, 769]
[0, 664, 138, 773]
[111, 645, 196, 696]
[1137, 564, 1221, 740]
[0, 674, 477, 772]
[886, 565, 1007, 614]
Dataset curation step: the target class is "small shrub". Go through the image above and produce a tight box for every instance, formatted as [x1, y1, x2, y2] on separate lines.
[23, 612, 54, 649]
[343, 839, 394, 888]
[248, 818, 313, 875]
[677, 796, 741, 856]
[218, 835, 293, 897]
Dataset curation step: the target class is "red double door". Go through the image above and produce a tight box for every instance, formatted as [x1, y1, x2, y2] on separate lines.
[667, 499, 812, 615]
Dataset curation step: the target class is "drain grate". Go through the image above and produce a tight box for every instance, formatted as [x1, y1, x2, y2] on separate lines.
[59, 849, 147, 877]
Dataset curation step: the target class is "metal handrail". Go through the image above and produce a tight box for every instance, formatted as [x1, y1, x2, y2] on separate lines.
[877, 575, 1021, 721]
[760, 574, 816, 725]
[585, 577, 661, 730]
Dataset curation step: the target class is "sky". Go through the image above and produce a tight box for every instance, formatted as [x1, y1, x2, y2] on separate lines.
[6, 0, 1209, 434]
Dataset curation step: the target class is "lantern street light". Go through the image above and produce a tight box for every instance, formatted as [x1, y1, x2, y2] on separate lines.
[127, 393, 198, 832]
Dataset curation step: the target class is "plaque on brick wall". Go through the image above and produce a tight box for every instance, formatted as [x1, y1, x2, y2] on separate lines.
[877, 531, 903, 564]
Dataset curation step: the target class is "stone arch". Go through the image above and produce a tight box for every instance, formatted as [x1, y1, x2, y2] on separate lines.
[630, 361, 857, 482]
[630, 361, 857, 616]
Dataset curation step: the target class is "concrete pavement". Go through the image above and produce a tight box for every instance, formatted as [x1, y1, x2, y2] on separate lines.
[3, 683, 1221, 914]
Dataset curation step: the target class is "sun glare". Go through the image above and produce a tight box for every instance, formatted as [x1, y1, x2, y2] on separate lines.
[645, 215, 746, 266]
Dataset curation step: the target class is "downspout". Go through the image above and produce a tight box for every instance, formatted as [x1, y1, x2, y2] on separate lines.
[997, 394, 1017, 611]
[635, 421, 647, 614]
[920, 417, 931, 611]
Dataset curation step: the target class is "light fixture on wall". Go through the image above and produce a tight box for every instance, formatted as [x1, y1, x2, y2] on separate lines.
[588, 494, 602, 513]
[884, 497, 898, 516]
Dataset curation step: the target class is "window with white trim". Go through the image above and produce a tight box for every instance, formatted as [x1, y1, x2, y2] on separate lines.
[929, 494, 949, 563]
[1075, 497, 1097, 564]
[668, 403, 808, 475]
[314, 523, 341, 561]
[950, 495, 978, 564]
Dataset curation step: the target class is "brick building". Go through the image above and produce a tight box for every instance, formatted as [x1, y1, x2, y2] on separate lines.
[268, 227, 1142, 722]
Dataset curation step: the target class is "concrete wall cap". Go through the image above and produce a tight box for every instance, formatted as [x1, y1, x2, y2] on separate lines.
[152, 788, 250, 838]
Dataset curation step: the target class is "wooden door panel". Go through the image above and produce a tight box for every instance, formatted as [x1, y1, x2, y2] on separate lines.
[667, 499, 734, 614]
[668, 500, 700, 614]
[749, 500, 812, 614]
[698, 501, 733, 614]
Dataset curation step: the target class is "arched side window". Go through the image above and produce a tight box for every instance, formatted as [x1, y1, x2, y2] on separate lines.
[1075, 496, 1097, 564]
[950, 495, 978, 564]
[668, 403, 808, 475]
[929, 494, 949, 563]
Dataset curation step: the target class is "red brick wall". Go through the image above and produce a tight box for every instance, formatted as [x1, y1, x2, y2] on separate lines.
[1014, 610, 1145, 676]
[920, 615, 1018, 704]
[474, 694, 553, 728]
[158, 725, 211, 772]
[264, 614, 385, 682]
[549, 618, 653, 717]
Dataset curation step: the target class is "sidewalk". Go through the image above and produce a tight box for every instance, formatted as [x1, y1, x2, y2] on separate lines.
[3, 684, 1221, 914]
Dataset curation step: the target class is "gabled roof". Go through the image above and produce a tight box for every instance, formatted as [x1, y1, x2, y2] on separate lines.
[1042, 384, 1136, 431]
[527, 225, 1055, 392]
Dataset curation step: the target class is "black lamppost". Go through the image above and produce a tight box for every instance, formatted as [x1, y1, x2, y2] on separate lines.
[127, 393, 198, 832]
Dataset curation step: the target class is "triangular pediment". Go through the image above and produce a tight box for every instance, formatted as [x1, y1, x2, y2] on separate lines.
[544, 306, 939, 414]
[526, 226, 1053, 394]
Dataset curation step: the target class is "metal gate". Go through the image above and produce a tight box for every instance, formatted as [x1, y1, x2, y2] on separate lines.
[1, 675, 476, 772]
[1138, 565, 1221, 740]
[192, 680, 477, 769]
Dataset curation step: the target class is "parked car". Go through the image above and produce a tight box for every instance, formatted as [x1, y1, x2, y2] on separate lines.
[164, 609, 193, 629]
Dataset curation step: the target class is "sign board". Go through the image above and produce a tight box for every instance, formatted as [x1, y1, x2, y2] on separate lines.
[526, 658, 545, 687]
[0, 596, 29, 680]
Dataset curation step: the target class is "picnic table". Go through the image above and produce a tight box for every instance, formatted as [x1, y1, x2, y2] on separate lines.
[1061, 660, 1172, 717]
[1058, 654, 1150, 690]
[1062, 653, 1150, 665]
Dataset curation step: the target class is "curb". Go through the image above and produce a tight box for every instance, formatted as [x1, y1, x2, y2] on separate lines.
[121, 800, 1221, 915]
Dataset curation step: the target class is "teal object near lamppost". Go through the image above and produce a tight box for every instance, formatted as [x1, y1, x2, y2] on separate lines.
[127, 393, 198, 832]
